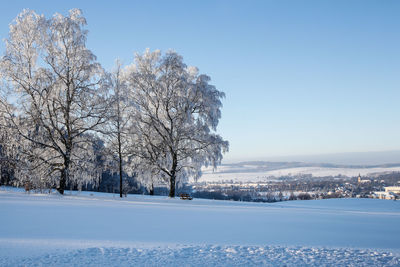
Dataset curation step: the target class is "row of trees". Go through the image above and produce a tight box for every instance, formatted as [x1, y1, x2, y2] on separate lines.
[0, 9, 228, 197]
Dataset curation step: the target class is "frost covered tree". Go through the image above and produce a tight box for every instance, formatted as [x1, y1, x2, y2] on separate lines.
[124, 49, 229, 197]
[0, 96, 16, 186]
[0, 9, 109, 194]
[105, 61, 133, 197]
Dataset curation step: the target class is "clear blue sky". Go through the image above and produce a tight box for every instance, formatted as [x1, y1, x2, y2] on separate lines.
[1, 0, 399, 163]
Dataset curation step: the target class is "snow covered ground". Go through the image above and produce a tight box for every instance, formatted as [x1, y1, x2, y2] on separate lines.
[201, 165, 400, 182]
[0, 188, 399, 266]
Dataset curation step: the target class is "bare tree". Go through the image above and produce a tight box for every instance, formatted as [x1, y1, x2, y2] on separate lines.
[124, 49, 229, 197]
[105, 60, 133, 197]
[0, 9, 109, 194]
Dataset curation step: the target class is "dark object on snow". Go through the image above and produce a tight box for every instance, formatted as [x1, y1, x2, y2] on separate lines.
[24, 182, 31, 192]
[180, 193, 193, 200]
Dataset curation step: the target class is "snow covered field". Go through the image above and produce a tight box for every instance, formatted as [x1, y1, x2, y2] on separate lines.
[201, 165, 400, 182]
[1, 188, 399, 266]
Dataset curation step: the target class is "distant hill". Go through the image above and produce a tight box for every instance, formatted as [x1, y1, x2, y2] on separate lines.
[218, 161, 400, 174]
[201, 159, 400, 182]
[224, 150, 400, 166]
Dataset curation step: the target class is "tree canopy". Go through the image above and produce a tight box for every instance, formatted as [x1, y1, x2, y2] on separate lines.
[0, 9, 228, 197]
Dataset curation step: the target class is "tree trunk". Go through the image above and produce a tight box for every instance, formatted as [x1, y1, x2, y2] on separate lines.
[58, 166, 67, 194]
[119, 148, 123, 198]
[169, 175, 175, 198]
[97, 175, 101, 192]
[117, 115, 123, 197]
[57, 152, 71, 195]
[168, 154, 178, 198]
[149, 183, 154, 195]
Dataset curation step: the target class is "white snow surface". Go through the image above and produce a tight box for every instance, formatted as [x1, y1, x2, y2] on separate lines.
[201, 165, 400, 182]
[0, 188, 399, 266]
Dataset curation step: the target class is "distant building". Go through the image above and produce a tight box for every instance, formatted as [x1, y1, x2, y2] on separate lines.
[357, 174, 370, 184]
[373, 186, 400, 200]
[373, 191, 395, 200]
[385, 186, 400, 194]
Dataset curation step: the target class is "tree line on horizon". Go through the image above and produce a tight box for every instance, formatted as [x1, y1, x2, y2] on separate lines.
[0, 9, 228, 197]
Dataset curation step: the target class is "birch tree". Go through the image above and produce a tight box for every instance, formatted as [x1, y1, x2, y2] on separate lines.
[0, 9, 109, 194]
[105, 61, 133, 197]
[125, 49, 229, 197]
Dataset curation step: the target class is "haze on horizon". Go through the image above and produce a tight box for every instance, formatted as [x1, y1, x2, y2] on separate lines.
[1, 0, 399, 163]
[222, 150, 400, 165]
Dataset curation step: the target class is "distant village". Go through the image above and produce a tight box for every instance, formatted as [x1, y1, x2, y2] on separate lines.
[6, 169, 400, 203]
[185, 172, 400, 202]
